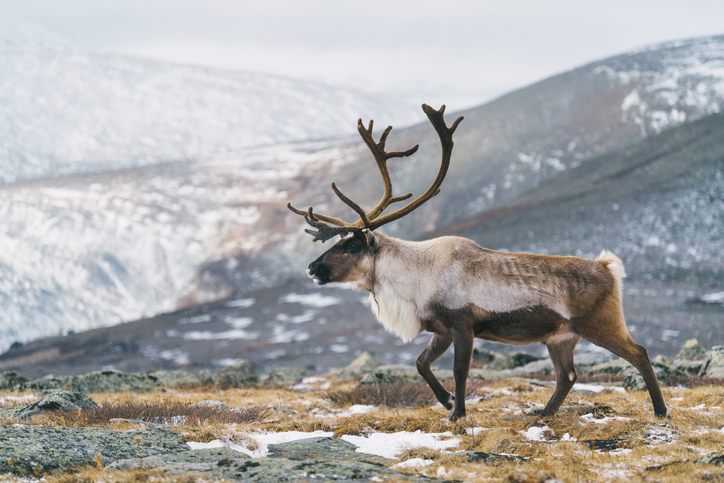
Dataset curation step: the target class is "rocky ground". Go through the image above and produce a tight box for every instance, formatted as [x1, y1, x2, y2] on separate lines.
[1, 340, 724, 482]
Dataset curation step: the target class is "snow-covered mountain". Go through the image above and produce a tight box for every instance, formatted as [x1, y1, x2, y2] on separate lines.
[1, 34, 724, 354]
[0, 37, 422, 185]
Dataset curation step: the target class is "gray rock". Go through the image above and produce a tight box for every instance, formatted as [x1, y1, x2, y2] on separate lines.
[13, 390, 98, 420]
[466, 451, 527, 463]
[674, 359, 704, 376]
[0, 370, 31, 391]
[696, 454, 724, 465]
[336, 351, 384, 376]
[111, 437, 439, 481]
[0, 425, 188, 475]
[149, 370, 214, 388]
[359, 371, 413, 386]
[27, 370, 161, 393]
[623, 360, 678, 391]
[573, 351, 616, 366]
[491, 351, 544, 370]
[676, 338, 707, 361]
[189, 400, 229, 411]
[215, 360, 257, 389]
[266, 367, 309, 384]
[584, 358, 632, 377]
[511, 359, 554, 375]
[471, 348, 505, 368]
[699, 346, 724, 378]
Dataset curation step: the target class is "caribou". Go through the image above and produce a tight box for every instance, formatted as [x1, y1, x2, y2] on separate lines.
[288, 104, 668, 421]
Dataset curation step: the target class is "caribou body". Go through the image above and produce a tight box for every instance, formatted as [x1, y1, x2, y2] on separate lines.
[290, 104, 668, 421]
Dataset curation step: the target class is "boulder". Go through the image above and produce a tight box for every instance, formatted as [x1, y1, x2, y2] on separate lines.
[189, 400, 230, 411]
[336, 352, 384, 376]
[215, 360, 257, 389]
[359, 372, 413, 386]
[0, 370, 31, 391]
[0, 425, 188, 476]
[10, 390, 98, 420]
[471, 348, 505, 368]
[584, 359, 632, 377]
[149, 370, 214, 388]
[112, 437, 436, 481]
[26, 370, 161, 393]
[623, 358, 678, 391]
[675, 338, 707, 361]
[699, 346, 724, 378]
[511, 359, 554, 375]
[266, 367, 309, 384]
[492, 351, 544, 370]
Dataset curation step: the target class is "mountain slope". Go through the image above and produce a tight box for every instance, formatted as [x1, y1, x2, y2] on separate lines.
[2, 35, 724, 353]
[0, 41, 422, 185]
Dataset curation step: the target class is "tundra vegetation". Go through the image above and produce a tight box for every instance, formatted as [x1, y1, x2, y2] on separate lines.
[1, 341, 724, 482]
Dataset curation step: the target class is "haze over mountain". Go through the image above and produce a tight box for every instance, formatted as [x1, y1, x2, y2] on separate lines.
[1, 33, 723, 362]
[0, 25, 422, 185]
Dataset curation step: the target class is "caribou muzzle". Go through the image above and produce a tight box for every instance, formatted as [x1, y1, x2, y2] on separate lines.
[307, 257, 330, 285]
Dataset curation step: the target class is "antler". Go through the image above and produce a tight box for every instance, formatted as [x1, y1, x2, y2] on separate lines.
[288, 103, 463, 241]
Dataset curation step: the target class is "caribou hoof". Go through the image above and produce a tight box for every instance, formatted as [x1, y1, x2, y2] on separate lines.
[446, 408, 466, 422]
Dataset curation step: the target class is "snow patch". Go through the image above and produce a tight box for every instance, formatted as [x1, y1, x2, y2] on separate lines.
[280, 293, 341, 308]
[340, 431, 461, 459]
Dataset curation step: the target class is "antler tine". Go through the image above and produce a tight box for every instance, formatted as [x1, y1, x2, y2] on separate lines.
[365, 104, 463, 231]
[286, 202, 351, 228]
[303, 214, 362, 243]
[356, 118, 419, 221]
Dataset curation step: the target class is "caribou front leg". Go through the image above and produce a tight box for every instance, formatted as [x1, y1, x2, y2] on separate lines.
[416, 333, 453, 410]
[449, 326, 474, 421]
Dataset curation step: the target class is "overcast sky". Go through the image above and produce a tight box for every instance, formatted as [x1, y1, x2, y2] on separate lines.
[3, 1, 723, 108]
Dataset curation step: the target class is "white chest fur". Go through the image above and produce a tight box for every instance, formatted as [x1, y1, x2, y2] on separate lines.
[368, 289, 422, 343]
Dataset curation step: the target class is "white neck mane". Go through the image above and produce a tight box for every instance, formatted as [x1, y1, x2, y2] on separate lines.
[367, 235, 440, 343]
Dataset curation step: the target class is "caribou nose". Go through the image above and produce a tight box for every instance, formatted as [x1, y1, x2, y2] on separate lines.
[307, 260, 329, 285]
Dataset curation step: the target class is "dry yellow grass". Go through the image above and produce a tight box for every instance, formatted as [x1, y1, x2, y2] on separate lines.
[2, 376, 724, 482]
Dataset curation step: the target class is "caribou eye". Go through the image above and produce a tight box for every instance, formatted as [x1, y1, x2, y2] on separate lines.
[346, 241, 361, 253]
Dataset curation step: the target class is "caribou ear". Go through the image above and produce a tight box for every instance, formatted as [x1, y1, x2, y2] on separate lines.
[364, 231, 378, 249]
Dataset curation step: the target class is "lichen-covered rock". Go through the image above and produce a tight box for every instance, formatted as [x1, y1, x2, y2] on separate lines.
[466, 451, 526, 463]
[189, 400, 229, 411]
[26, 370, 161, 393]
[111, 438, 437, 482]
[0, 425, 188, 476]
[215, 360, 257, 389]
[676, 338, 707, 361]
[358, 365, 426, 386]
[511, 359, 554, 375]
[12, 390, 98, 420]
[336, 352, 384, 376]
[266, 367, 309, 384]
[0, 370, 31, 391]
[699, 346, 724, 378]
[492, 351, 544, 370]
[584, 359, 632, 377]
[696, 453, 724, 465]
[148, 370, 214, 388]
[471, 348, 505, 368]
[623, 360, 677, 391]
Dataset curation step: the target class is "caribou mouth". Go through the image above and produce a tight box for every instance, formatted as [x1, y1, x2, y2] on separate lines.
[306, 267, 328, 285]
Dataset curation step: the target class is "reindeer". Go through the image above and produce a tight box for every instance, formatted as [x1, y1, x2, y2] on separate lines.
[288, 104, 668, 421]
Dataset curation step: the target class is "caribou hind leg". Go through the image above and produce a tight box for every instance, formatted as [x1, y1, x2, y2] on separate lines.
[542, 334, 581, 416]
[575, 297, 669, 418]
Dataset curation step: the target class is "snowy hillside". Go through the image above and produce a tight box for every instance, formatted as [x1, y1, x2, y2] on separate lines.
[0, 140, 354, 352]
[2, 34, 724, 354]
[0, 39, 422, 185]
